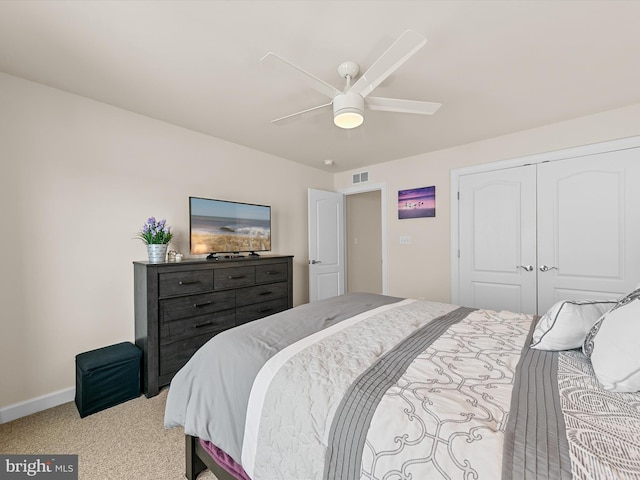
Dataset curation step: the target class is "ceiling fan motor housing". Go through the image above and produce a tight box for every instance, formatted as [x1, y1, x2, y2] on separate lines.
[333, 92, 364, 129]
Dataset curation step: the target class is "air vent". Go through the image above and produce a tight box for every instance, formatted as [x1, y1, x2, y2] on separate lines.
[352, 171, 369, 184]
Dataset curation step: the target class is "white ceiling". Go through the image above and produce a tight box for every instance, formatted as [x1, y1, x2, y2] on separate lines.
[1, 1, 640, 173]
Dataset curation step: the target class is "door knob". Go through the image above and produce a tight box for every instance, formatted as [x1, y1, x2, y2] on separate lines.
[539, 265, 558, 272]
[309, 259, 322, 264]
[517, 265, 534, 272]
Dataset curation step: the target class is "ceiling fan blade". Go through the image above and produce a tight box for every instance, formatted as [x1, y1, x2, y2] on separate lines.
[350, 30, 427, 98]
[261, 52, 341, 100]
[366, 97, 442, 115]
[270, 101, 333, 125]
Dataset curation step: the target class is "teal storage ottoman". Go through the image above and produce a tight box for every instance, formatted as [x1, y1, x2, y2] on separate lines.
[75, 342, 142, 418]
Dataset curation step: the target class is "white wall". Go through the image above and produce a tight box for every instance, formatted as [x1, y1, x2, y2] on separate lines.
[0, 72, 333, 410]
[334, 103, 640, 303]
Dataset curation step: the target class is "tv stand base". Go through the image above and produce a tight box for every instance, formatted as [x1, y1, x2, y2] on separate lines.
[207, 252, 262, 260]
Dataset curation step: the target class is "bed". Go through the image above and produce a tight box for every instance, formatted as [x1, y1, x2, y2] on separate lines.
[164, 291, 640, 480]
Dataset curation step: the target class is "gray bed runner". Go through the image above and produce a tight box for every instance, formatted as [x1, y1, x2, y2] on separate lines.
[324, 306, 476, 480]
[501, 319, 572, 480]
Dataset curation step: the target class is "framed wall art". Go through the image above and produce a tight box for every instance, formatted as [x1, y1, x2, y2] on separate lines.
[398, 186, 436, 219]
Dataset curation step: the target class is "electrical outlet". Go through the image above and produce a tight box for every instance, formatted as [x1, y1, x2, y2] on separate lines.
[400, 235, 411, 245]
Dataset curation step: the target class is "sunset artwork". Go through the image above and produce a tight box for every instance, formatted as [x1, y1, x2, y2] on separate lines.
[398, 186, 436, 219]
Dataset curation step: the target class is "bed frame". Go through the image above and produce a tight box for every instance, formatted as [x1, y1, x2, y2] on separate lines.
[186, 435, 237, 480]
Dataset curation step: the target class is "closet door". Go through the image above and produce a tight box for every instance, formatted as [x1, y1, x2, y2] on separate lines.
[537, 150, 640, 313]
[458, 165, 537, 314]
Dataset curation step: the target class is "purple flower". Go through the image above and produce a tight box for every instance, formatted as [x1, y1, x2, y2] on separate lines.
[137, 216, 173, 245]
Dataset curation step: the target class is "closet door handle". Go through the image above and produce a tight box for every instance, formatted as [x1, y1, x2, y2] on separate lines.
[517, 265, 534, 272]
[539, 265, 558, 272]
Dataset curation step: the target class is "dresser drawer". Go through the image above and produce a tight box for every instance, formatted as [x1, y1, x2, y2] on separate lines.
[236, 297, 289, 325]
[160, 310, 236, 346]
[236, 282, 288, 307]
[160, 290, 235, 323]
[159, 332, 218, 377]
[255, 263, 288, 284]
[159, 270, 213, 297]
[214, 266, 255, 289]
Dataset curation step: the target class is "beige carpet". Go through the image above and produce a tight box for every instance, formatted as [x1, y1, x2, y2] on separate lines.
[0, 388, 217, 480]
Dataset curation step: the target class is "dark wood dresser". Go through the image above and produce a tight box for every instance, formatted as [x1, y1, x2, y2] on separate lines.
[134, 255, 293, 397]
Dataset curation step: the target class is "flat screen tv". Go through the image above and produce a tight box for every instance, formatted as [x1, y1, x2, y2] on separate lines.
[189, 196, 271, 257]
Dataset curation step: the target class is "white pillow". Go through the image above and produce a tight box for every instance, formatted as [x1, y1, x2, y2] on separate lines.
[583, 288, 640, 392]
[530, 299, 615, 351]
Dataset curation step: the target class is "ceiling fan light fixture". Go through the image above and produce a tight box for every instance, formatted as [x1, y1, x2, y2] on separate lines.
[263, 31, 441, 129]
[333, 92, 364, 129]
[334, 110, 364, 129]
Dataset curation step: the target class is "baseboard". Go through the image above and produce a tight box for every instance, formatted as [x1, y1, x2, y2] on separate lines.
[0, 387, 75, 424]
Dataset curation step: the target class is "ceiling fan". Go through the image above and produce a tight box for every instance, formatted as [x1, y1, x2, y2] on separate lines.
[261, 30, 441, 129]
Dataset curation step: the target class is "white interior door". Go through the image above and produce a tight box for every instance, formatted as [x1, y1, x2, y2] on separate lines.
[458, 166, 537, 314]
[536, 150, 640, 313]
[308, 188, 345, 302]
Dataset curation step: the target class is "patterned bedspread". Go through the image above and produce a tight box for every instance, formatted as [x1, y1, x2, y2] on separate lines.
[241, 299, 532, 479]
[166, 295, 640, 480]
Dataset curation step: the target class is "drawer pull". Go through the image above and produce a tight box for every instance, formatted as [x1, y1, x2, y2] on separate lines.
[193, 301, 213, 308]
[259, 291, 273, 296]
[179, 280, 199, 285]
[227, 275, 245, 279]
[265, 271, 279, 275]
[258, 307, 274, 314]
[194, 321, 215, 329]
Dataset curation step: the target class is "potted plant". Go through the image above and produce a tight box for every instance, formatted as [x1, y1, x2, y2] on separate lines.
[137, 217, 173, 263]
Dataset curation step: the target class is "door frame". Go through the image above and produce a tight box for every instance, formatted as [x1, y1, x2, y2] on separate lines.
[339, 182, 388, 295]
[450, 135, 640, 305]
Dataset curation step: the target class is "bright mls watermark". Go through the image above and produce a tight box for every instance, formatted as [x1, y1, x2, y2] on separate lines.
[0, 455, 77, 479]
